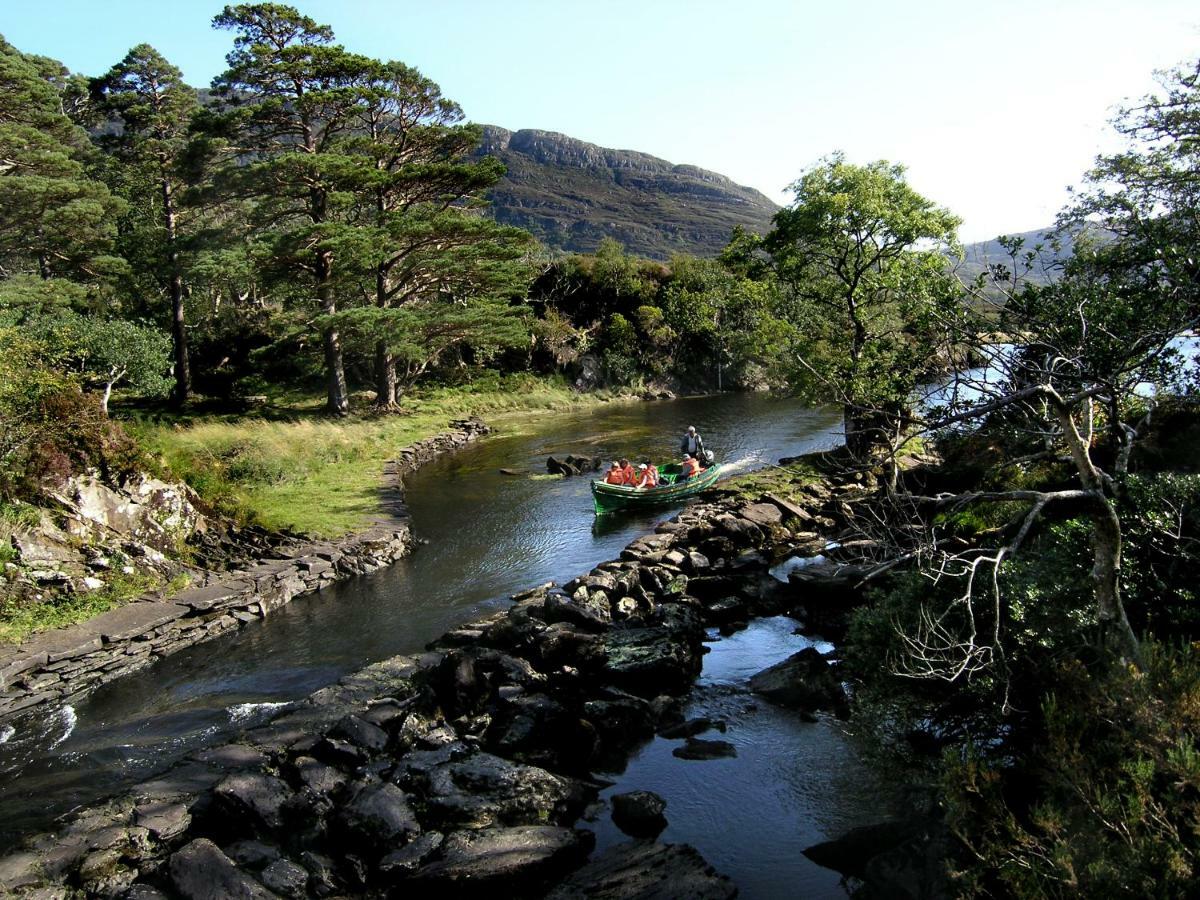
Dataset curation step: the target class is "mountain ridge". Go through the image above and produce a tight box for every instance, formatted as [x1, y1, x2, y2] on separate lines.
[477, 125, 779, 260]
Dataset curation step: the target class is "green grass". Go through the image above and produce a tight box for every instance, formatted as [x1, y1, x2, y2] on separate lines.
[130, 374, 636, 538]
[0, 570, 186, 646]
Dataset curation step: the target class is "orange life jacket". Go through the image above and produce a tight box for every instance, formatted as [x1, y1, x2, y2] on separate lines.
[605, 468, 625, 484]
[637, 466, 658, 488]
[681, 458, 700, 479]
[621, 465, 638, 485]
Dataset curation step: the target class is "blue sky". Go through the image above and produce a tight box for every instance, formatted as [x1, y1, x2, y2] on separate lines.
[4, 0, 1197, 241]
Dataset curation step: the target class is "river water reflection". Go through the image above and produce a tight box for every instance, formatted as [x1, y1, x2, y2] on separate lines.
[0, 393, 845, 845]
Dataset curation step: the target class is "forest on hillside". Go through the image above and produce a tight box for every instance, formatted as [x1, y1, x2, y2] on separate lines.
[2, 4, 1200, 894]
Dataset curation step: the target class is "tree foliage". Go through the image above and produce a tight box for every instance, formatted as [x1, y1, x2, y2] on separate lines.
[764, 155, 962, 454]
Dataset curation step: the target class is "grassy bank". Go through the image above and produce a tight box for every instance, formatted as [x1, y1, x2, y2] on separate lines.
[131, 375, 636, 538]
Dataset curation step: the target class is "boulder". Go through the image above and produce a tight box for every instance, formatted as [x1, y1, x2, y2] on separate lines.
[212, 772, 293, 835]
[544, 841, 737, 900]
[610, 790, 668, 838]
[410, 826, 594, 896]
[334, 781, 420, 851]
[672, 737, 737, 760]
[601, 623, 704, 697]
[404, 751, 589, 830]
[328, 714, 389, 753]
[739, 502, 784, 527]
[169, 838, 278, 900]
[377, 831, 444, 880]
[748, 647, 847, 714]
[259, 858, 309, 898]
[802, 820, 920, 879]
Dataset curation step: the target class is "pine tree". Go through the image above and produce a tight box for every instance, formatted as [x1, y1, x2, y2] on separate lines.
[92, 44, 200, 404]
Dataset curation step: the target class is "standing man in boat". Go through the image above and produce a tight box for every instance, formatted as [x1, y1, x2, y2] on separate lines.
[680, 425, 705, 460]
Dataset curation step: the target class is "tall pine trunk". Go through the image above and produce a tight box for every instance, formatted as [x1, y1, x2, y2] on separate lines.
[162, 175, 190, 406]
[315, 249, 349, 416]
[374, 341, 397, 408]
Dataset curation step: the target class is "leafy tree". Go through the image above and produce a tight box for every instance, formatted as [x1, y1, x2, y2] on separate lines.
[764, 155, 961, 455]
[200, 3, 381, 416]
[26, 310, 172, 414]
[330, 58, 531, 407]
[662, 254, 792, 390]
[91, 44, 201, 404]
[0, 35, 125, 285]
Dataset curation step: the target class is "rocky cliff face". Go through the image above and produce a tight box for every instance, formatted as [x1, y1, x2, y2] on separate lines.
[478, 126, 778, 260]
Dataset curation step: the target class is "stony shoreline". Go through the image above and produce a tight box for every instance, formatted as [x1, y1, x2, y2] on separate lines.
[0, 471, 859, 898]
[0, 418, 492, 725]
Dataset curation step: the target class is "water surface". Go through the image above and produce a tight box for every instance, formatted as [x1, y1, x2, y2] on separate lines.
[0, 393, 844, 843]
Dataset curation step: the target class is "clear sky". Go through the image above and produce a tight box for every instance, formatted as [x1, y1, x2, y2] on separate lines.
[4, 0, 1197, 241]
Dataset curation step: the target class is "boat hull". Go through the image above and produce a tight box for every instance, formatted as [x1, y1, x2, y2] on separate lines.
[591, 464, 723, 515]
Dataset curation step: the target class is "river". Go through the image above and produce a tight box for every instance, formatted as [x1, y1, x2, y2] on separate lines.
[0, 393, 888, 895]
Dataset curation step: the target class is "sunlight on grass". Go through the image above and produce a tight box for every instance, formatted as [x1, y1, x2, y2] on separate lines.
[132, 375, 635, 537]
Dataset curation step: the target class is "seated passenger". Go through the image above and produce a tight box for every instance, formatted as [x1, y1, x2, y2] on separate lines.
[679, 453, 701, 481]
[619, 458, 638, 485]
[604, 461, 626, 484]
[635, 462, 658, 489]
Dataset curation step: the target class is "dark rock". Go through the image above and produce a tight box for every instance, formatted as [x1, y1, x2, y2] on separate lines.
[704, 596, 747, 625]
[292, 756, 347, 797]
[298, 851, 338, 897]
[212, 772, 293, 834]
[406, 751, 589, 830]
[739, 502, 784, 527]
[601, 625, 703, 697]
[541, 592, 610, 632]
[611, 790, 668, 838]
[859, 826, 953, 900]
[329, 714, 389, 753]
[802, 820, 919, 878]
[314, 736, 366, 768]
[225, 840, 281, 870]
[410, 825, 594, 896]
[544, 841, 737, 900]
[335, 781, 420, 850]
[582, 691, 656, 763]
[748, 647, 847, 714]
[134, 800, 191, 841]
[259, 858, 309, 898]
[484, 692, 587, 770]
[427, 650, 488, 719]
[672, 737, 737, 760]
[168, 838, 278, 900]
[377, 831, 444, 880]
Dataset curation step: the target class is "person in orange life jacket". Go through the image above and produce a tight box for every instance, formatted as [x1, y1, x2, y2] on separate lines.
[619, 458, 638, 485]
[635, 461, 658, 489]
[679, 453, 702, 481]
[604, 461, 626, 484]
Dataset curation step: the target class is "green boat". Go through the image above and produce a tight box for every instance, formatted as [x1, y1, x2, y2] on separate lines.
[591, 462, 723, 515]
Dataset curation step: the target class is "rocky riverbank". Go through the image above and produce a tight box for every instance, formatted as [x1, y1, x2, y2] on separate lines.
[0, 460, 876, 898]
[0, 418, 491, 724]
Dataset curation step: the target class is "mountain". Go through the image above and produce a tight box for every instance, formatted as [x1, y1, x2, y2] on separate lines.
[958, 227, 1081, 286]
[477, 126, 778, 260]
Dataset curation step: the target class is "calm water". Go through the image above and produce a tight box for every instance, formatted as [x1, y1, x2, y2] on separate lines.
[0, 394, 848, 847]
[588, 617, 885, 900]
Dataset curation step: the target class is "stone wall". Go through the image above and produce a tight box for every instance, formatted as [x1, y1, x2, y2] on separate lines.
[0, 418, 491, 724]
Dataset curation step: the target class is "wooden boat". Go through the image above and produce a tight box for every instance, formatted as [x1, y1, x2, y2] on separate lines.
[591, 462, 722, 515]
